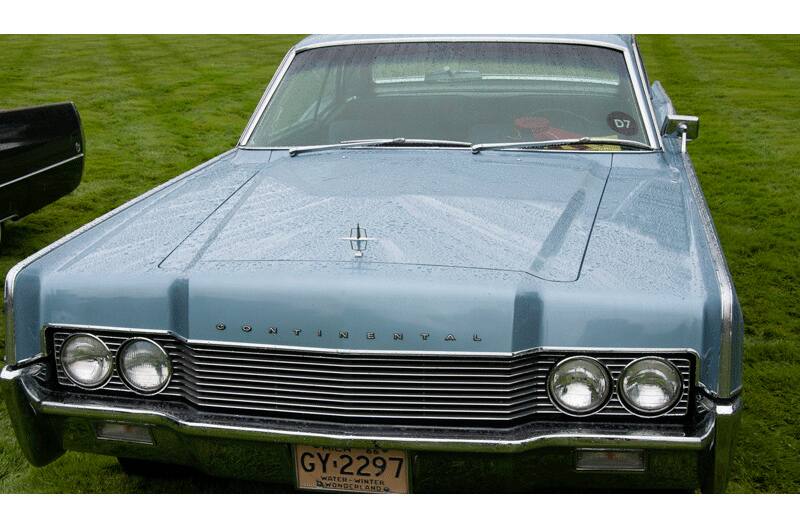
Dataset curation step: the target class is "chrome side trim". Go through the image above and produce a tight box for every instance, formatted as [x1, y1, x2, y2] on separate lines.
[3, 149, 237, 365]
[3, 353, 47, 371]
[654, 84, 739, 399]
[239, 37, 659, 149]
[680, 151, 739, 398]
[702, 396, 743, 493]
[0, 153, 84, 190]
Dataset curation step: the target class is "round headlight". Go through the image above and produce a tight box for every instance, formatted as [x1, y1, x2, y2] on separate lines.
[117, 338, 172, 394]
[619, 357, 682, 415]
[61, 334, 113, 389]
[548, 356, 611, 415]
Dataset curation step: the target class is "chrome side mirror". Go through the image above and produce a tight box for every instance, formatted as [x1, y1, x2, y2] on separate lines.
[661, 114, 699, 153]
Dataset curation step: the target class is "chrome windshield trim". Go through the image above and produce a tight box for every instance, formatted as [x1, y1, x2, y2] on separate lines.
[239, 37, 659, 149]
[3, 149, 237, 365]
[238, 46, 297, 146]
[293, 36, 632, 53]
[238, 145, 656, 155]
[631, 35, 664, 151]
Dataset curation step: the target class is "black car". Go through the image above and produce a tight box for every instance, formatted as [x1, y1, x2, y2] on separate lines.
[0, 102, 84, 242]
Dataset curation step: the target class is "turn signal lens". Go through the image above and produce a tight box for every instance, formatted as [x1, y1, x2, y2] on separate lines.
[575, 449, 646, 471]
[548, 357, 611, 415]
[61, 334, 113, 388]
[96, 422, 154, 445]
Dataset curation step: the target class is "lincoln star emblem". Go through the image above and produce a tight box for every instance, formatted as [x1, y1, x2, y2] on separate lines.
[341, 224, 375, 258]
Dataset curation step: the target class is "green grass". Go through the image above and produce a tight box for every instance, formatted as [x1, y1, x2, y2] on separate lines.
[0, 35, 798, 493]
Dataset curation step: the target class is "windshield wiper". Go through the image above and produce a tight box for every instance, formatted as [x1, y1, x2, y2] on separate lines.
[289, 138, 472, 157]
[470, 137, 654, 154]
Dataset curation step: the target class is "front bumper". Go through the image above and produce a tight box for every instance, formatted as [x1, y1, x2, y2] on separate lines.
[1, 363, 741, 492]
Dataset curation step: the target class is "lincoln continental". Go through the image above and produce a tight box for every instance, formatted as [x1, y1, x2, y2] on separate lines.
[1, 35, 743, 492]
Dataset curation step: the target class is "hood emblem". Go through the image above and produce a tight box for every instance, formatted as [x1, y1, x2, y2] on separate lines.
[341, 224, 375, 258]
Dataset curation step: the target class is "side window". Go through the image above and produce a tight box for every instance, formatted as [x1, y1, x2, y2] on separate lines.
[251, 63, 328, 143]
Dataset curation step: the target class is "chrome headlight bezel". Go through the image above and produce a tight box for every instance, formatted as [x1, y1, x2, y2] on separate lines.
[60, 333, 114, 389]
[116, 337, 173, 395]
[617, 356, 683, 417]
[547, 355, 612, 417]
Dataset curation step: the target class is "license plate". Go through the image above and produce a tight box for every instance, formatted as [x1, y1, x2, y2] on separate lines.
[294, 445, 409, 493]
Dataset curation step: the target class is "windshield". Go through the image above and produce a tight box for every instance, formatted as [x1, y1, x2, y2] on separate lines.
[246, 42, 651, 149]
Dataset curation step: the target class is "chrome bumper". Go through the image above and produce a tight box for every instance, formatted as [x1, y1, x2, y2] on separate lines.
[1, 363, 742, 492]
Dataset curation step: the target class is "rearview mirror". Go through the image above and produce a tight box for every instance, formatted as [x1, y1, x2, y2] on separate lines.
[660, 114, 699, 153]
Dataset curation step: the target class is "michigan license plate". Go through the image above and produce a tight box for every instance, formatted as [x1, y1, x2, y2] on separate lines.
[294, 445, 409, 493]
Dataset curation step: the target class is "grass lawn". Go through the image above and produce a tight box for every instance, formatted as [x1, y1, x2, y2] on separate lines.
[0, 35, 798, 493]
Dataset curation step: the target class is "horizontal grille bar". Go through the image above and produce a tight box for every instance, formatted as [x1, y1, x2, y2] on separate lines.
[50, 327, 694, 425]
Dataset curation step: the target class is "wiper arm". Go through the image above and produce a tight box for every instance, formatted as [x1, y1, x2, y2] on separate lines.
[289, 138, 471, 157]
[343, 138, 473, 147]
[471, 137, 654, 154]
[289, 138, 401, 157]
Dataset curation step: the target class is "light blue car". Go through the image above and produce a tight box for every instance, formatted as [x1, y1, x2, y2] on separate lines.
[1, 34, 742, 493]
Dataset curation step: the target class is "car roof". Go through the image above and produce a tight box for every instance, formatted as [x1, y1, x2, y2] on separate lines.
[295, 34, 635, 52]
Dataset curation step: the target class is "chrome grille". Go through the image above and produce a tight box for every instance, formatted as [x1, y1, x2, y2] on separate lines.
[51, 328, 693, 425]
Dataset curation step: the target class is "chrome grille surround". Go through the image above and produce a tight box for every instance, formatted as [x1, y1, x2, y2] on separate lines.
[49, 326, 695, 425]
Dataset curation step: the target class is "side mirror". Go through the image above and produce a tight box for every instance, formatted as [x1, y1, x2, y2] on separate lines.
[660, 114, 699, 153]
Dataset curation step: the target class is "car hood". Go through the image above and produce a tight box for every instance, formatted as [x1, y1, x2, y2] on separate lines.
[17, 149, 718, 373]
[161, 149, 612, 281]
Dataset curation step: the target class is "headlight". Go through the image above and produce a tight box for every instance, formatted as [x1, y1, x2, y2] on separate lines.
[548, 356, 611, 415]
[61, 334, 113, 389]
[618, 357, 682, 415]
[117, 338, 172, 394]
